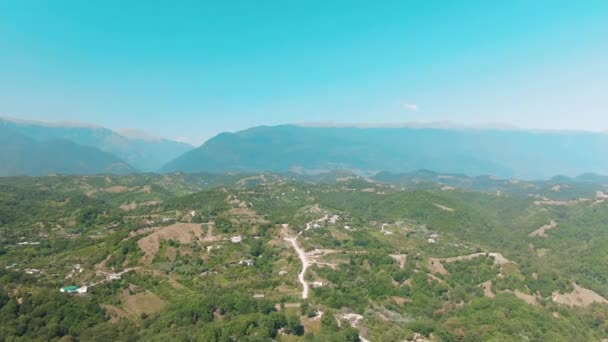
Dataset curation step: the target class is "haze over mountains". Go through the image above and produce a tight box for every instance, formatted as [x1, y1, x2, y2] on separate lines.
[0, 118, 192, 174]
[162, 125, 608, 180]
[0, 125, 135, 176]
[1, 118, 607, 179]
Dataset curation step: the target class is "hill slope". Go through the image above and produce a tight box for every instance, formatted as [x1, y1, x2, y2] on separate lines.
[162, 125, 608, 179]
[2, 173, 608, 340]
[0, 118, 192, 171]
[0, 126, 135, 176]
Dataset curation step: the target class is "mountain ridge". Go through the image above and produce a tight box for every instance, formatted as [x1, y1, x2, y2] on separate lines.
[0, 126, 135, 176]
[0, 118, 192, 171]
[162, 124, 608, 180]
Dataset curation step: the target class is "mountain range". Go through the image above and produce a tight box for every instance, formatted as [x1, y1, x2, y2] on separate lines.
[162, 125, 608, 179]
[0, 125, 135, 176]
[0, 118, 192, 175]
[1, 120, 607, 179]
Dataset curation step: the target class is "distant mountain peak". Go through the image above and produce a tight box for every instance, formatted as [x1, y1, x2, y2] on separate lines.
[1, 117, 193, 171]
[162, 124, 608, 179]
[295, 121, 522, 131]
[116, 128, 162, 142]
[0, 116, 102, 129]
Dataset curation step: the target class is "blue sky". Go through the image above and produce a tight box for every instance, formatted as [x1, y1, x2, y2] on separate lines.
[0, 1, 607, 145]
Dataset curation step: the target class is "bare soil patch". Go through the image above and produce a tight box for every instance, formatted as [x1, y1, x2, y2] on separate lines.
[141, 200, 162, 206]
[121, 289, 166, 315]
[120, 202, 138, 211]
[138, 185, 152, 193]
[428, 258, 449, 275]
[433, 202, 455, 212]
[534, 198, 591, 206]
[80, 183, 98, 196]
[390, 254, 407, 269]
[528, 219, 557, 238]
[481, 280, 495, 298]
[552, 283, 608, 307]
[137, 223, 204, 264]
[504, 290, 539, 306]
[442, 252, 511, 265]
[104, 186, 129, 193]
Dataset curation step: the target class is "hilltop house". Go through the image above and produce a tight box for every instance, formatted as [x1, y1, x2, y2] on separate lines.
[60, 286, 78, 294]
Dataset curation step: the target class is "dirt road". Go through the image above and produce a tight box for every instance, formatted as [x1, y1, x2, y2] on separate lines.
[284, 236, 310, 299]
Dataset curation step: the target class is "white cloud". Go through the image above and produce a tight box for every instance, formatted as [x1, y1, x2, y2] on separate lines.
[403, 103, 419, 111]
[174, 136, 190, 143]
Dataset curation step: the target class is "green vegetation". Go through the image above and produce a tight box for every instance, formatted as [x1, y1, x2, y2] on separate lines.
[1, 172, 608, 340]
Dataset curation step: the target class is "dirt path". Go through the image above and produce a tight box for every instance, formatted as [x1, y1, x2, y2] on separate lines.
[284, 236, 310, 299]
[284, 237, 310, 299]
[433, 202, 455, 212]
[204, 221, 216, 241]
[95, 254, 112, 272]
[528, 219, 557, 238]
[91, 268, 139, 287]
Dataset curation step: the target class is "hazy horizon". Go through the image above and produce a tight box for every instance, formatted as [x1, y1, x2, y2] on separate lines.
[4, 115, 608, 147]
[1, 1, 607, 145]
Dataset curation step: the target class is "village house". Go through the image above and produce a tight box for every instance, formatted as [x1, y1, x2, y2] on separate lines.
[238, 259, 254, 266]
[60, 286, 78, 294]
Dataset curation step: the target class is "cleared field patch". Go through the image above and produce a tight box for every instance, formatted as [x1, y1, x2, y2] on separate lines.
[137, 223, 204, 264]
[552, 283, 608, 307]
[122, 288, 166, 316]
[104, 185, 129, 193]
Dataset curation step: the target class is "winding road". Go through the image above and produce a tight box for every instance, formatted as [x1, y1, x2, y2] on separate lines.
[283, 223, 372, 341]
[284, 236, 310, 299]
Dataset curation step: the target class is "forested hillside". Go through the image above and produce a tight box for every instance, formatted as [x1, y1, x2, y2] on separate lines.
[1, 172, 608, 341]
[0, 126, 135, 176]
[0, 118, 192, 171]
[161, 125, 608, 179]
